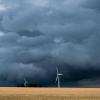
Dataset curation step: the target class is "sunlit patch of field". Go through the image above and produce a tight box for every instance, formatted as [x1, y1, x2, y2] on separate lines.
[0, 88, 100, 100]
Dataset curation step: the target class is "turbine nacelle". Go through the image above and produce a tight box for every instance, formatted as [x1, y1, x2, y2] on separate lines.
[57, 73, 63, 76]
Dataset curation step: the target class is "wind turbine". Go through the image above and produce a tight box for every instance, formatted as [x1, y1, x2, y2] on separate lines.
[24, 78, 28, 87]
[56, 67, 63, 88]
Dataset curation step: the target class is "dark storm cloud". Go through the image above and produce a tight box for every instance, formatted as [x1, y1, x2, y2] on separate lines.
[84, 0, 100, 11]
[0, 0, 100, 86]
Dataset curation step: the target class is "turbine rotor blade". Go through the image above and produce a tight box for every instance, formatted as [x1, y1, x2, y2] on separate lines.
[56, 67, 59, 74]
[55, 76, 58, 82]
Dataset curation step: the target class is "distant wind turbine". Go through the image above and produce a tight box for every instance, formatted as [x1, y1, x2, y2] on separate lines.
[24, 78, 28, 87]
[55, 67, 63, 88]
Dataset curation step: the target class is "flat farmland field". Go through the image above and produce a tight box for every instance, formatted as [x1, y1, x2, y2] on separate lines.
[0, 88, 100, 100]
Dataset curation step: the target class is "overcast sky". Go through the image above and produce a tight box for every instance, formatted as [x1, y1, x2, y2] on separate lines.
[0, 0, 100, 86]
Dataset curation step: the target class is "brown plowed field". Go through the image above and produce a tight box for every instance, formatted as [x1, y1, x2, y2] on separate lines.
[0, 88, 100, 100]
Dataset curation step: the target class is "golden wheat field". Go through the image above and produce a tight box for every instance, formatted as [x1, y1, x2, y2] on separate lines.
[0, 88, 100, 100]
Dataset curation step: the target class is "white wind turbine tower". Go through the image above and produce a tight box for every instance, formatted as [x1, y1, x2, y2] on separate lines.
[56, 67, 63, 88]
[24, 78, 28, 87]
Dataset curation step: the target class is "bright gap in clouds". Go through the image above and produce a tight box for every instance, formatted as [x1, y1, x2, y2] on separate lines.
[0, 31, 5, 36]
[0, 5, 6, 11]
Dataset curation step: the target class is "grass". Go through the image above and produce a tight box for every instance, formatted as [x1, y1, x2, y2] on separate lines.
[0, 88, 100, 100]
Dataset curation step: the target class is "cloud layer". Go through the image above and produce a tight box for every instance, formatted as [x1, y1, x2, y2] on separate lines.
[0, 0, 100, 86]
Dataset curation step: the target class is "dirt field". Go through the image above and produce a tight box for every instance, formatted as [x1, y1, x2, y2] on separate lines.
[0, 88, 100, 100]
